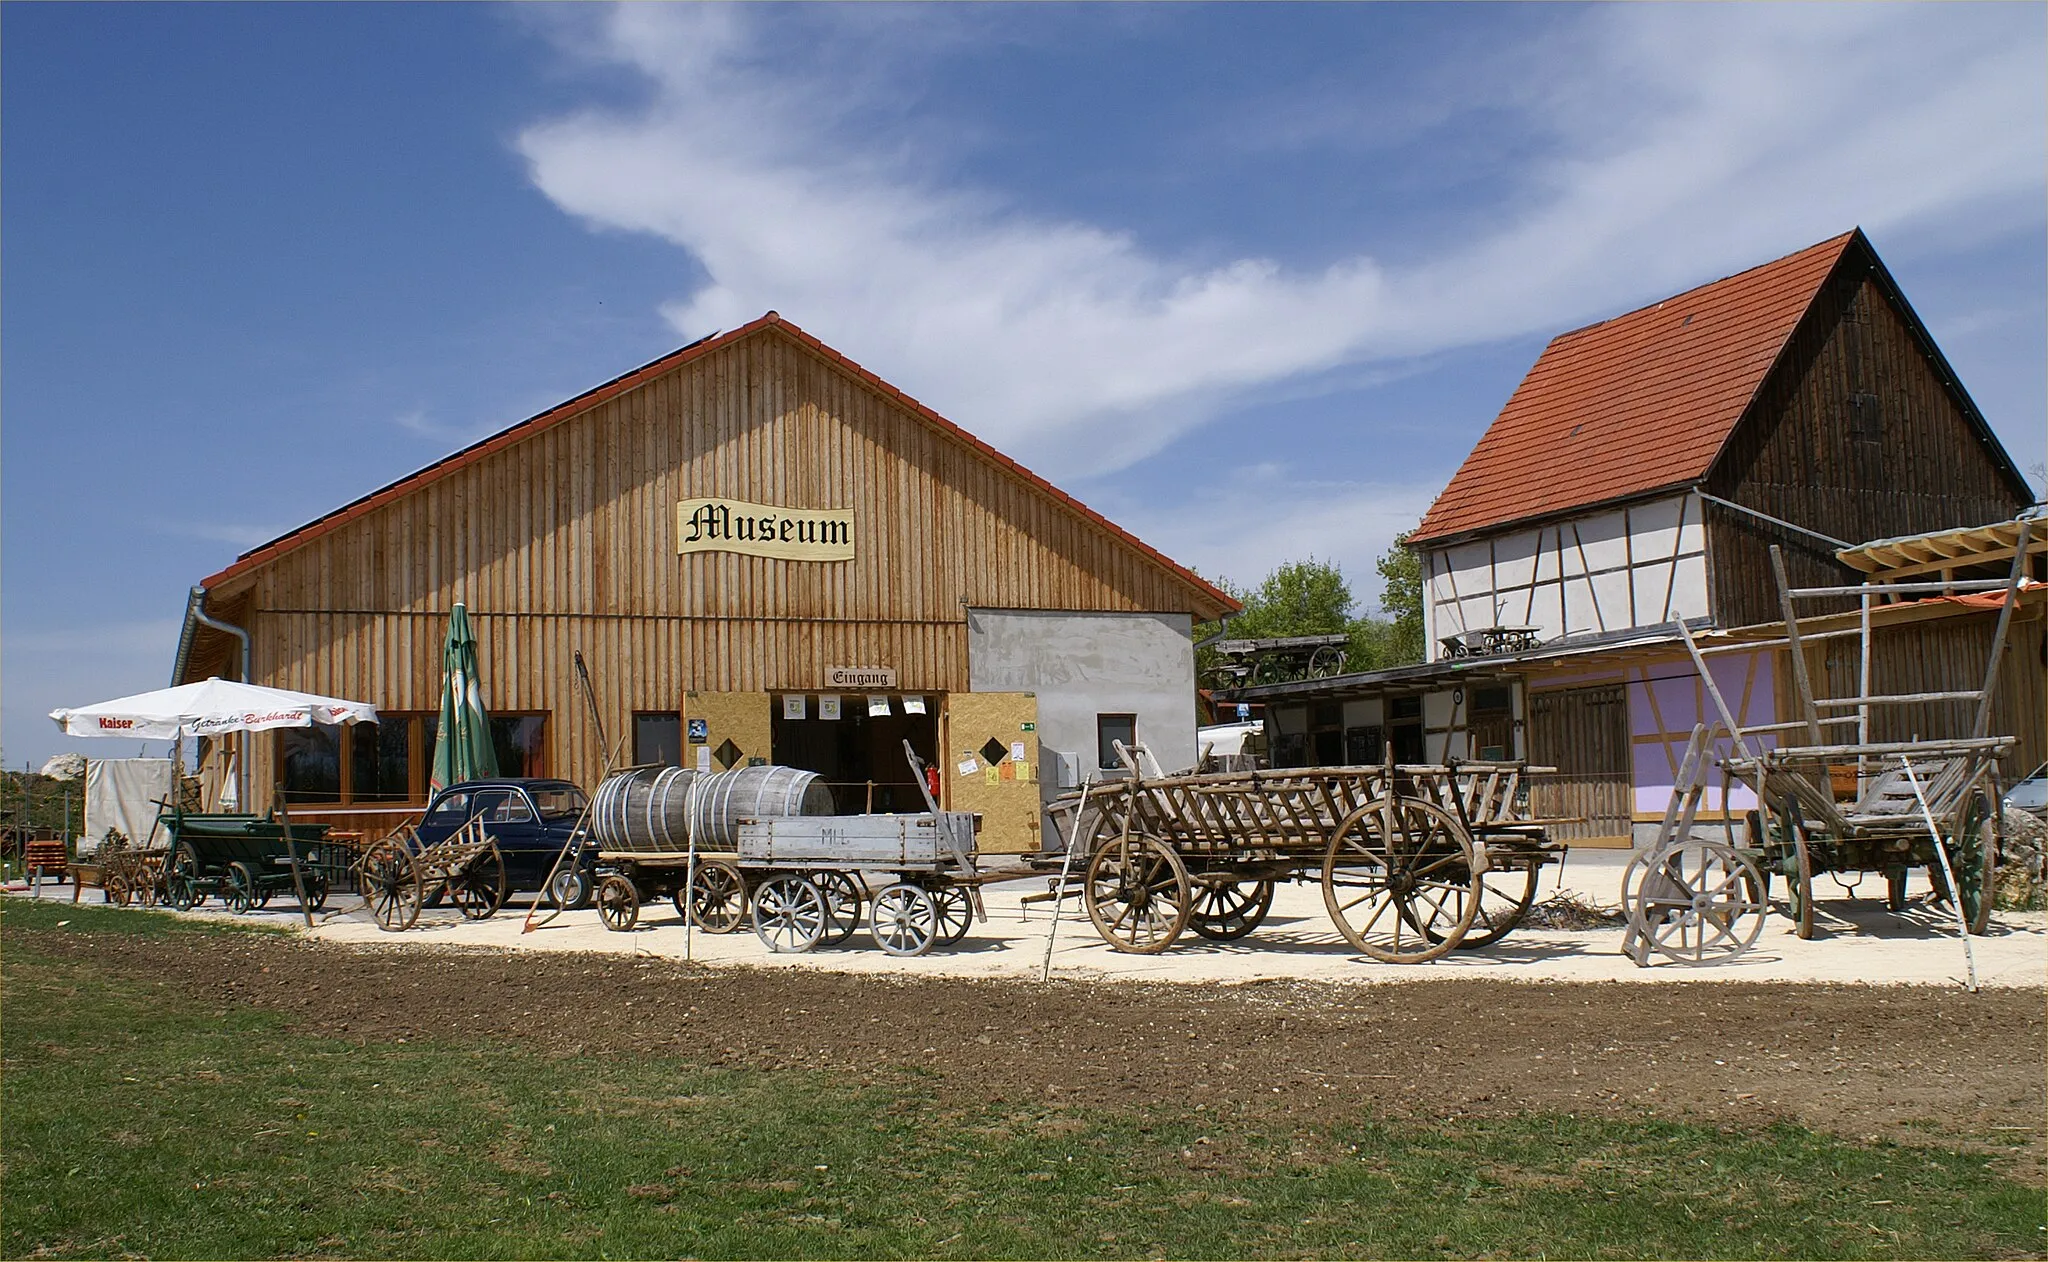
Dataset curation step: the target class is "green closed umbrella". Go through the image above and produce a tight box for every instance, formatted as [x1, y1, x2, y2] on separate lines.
[430, 602, 498, 792]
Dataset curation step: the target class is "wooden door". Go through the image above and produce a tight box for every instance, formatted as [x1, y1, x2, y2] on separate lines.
[682, 693, 773, 773]
[1527, 683, 1633, 844]
[944, 692, 1042, 855]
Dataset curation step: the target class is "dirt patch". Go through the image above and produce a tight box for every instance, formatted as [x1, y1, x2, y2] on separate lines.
[15, 926, 2042, 1166]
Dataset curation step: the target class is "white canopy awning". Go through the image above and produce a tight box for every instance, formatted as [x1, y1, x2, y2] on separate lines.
[49, 677, 378, 741]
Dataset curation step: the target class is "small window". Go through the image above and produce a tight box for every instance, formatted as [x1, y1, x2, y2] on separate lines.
[281, 723, 342, 801]
[1848, 392, 1882, 444]
[634, 713, 682, 767]
[489, 714, 547, 778]
[1097, 713, 1137, 770]
[1388, 696, 1423, 721]
[1345, 726, 1384, 765]
[529, 784, 588, 818]
[1472, 686, 1513, 717]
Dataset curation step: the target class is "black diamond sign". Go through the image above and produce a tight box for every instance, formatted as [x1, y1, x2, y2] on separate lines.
[714, 738, 742, 770]
[979, 737, 1008, 767]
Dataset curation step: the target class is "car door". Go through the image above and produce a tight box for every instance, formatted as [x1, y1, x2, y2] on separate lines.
[469, 788, 549, 887]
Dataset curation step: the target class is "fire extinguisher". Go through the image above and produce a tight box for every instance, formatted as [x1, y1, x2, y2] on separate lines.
[925, 764, 942, 801]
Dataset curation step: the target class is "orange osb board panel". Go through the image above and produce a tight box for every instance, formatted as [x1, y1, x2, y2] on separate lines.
[1413, 231, 1856, 544]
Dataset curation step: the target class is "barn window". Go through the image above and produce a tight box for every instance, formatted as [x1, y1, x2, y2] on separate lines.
[490, 714, 548, 778]
[1848, 392, 1882, 443]
[634, 713, 683, 767]
[282, 711, 436, 804]
[1096, 713, 1137, 769]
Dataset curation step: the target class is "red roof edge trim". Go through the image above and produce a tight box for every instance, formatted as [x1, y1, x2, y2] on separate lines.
[200, 313, 1239, 618]
[201, 315, 778, 589]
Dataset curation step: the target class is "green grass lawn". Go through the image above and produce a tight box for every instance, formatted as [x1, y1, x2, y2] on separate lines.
[3, 898, 2041, 1259]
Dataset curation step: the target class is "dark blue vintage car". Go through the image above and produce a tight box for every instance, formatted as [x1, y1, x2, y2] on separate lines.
[414, 778, 595, 907]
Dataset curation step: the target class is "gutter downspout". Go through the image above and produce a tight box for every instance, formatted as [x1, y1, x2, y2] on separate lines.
[175, 585, 253, 810]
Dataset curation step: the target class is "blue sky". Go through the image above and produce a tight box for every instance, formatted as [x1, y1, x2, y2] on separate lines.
[5, 2, 2043, 767]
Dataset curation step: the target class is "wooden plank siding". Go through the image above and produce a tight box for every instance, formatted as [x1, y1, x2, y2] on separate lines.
[1705, 256, 2030, 630]
[190, 326, 1224, 804]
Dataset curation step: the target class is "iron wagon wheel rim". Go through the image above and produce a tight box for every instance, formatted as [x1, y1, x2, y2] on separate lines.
[360, 839, 422, 933]
[751, 875, 826, 953]
[1321, 796, 1478, 964]
[1082, 833, 1192, 955]
[1450, 862, 1542, 950]
[225, 862, 257, 914]
[930, 885, 974, 944]
[813, 871, 865, 947]
[596, 874, 640, 932]
[451, 844, 508, 921]
[1957, 783, 1996, 935]
[683, 860, 749, 932]
[1188, 877, 1274, 941]
[1627, 840, 1768, 965]
[870, 882, 939, 956]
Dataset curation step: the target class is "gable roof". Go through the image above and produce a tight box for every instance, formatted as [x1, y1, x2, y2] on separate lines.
[200, 313, 1238, 618]
[1411, 231, 1857, 545]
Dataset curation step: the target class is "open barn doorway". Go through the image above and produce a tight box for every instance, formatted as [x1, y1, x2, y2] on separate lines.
[770, 694, 939, 814]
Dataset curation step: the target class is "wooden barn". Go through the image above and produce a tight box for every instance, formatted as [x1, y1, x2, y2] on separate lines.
[1237, 229, 2040, 844]
[170, 313, 1238, 851]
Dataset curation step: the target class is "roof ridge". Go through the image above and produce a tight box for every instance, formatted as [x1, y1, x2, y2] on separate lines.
[199, 315, 1237, 615]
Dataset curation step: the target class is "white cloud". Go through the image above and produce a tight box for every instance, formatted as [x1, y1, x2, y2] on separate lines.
[1107, 475, 1440, 613]
[515, 4, 2043, 483]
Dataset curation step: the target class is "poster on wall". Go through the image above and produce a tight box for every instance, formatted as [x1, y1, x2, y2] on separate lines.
[819, 695, 842, 720]
[867, 695, 891, 717]
[782, 695, 807, 721]
[903, 696, 927, 715]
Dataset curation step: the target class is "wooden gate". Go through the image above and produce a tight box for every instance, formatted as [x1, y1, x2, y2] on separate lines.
[1527, 683, 1632, 844]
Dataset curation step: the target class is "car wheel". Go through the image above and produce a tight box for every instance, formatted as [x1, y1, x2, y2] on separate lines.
[546, 866, 591, 911]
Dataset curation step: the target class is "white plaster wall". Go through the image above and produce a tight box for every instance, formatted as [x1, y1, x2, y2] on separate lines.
[966, 610, 1197, 788]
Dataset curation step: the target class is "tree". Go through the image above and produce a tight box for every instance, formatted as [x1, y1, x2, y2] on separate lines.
[1373, 528, 1425, 666]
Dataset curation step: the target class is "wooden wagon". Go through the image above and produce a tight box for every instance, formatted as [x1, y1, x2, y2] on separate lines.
[1622, 527, 2034, 973]
[161, 813, 335, 915]
[357, 817, 509, 932]
[1053, 749, 1564, 963]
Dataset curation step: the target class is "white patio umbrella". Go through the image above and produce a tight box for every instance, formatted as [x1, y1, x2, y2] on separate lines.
[49, 677, 378, 740]
[51, 678, 378, 813]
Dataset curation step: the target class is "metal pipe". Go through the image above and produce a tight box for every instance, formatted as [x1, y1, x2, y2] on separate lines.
[185, 586, 252, 810]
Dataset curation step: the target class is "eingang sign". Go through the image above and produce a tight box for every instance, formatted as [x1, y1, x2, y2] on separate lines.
[676, 498, 855, 561]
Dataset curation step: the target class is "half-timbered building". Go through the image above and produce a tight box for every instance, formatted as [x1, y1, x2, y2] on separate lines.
[1238, 230, 2039, 844]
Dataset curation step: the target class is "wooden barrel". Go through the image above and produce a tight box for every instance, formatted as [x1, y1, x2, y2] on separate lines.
[689, 765, 836, 850]
[590, 767, 699, 853]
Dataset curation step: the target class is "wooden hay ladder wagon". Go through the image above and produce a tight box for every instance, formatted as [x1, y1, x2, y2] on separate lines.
[1058, 746, 1564, 963]
[1624, 523, 2034, 976]
[358, 816, 509, 932]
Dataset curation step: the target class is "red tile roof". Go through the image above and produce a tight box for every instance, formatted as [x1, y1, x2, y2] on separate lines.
[1411, 231, 1858, 544]
[201, 314, 1239, 617]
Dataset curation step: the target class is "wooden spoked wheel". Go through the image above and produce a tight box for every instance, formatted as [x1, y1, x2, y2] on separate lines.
[870, 883, 938, 957]
[167, 847, 201, 911]
[596, 874, 640, 932]
[1084, 834, 1193, 954]
[1188, 877, 1274, 941]
[449, 846, 507, 921]
[751, 875, 826, 953]
[103, 874, 132, 907]
[813, 871, 865, 947]
[1447, 861, 1541, 950]
[225, 862, 258, 914]
[681, 860, 748, 932]
[298, 871, 330, 913]
[1954, 785, 1996, 936]
[930, 885, 975, 945]
[1321, 796, 1480, 964]
[360, 839, 422, 933]
[1621, 839, 1767, 965]
[1783, 827, 1816, 940]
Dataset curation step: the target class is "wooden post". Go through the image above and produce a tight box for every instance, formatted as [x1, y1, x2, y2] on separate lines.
[1770, 546, 1823, 745]
[274, 783, 316, 930]
[1972, 517, 2032, 739]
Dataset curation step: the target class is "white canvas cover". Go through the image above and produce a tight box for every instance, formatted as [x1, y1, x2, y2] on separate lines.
[49, 677, 377, 741]
[1197, 721, 1264, 759]
[82, 758, 175, 855]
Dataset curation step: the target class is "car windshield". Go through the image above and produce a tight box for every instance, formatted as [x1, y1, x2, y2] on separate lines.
[530, 785, 588, 818]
